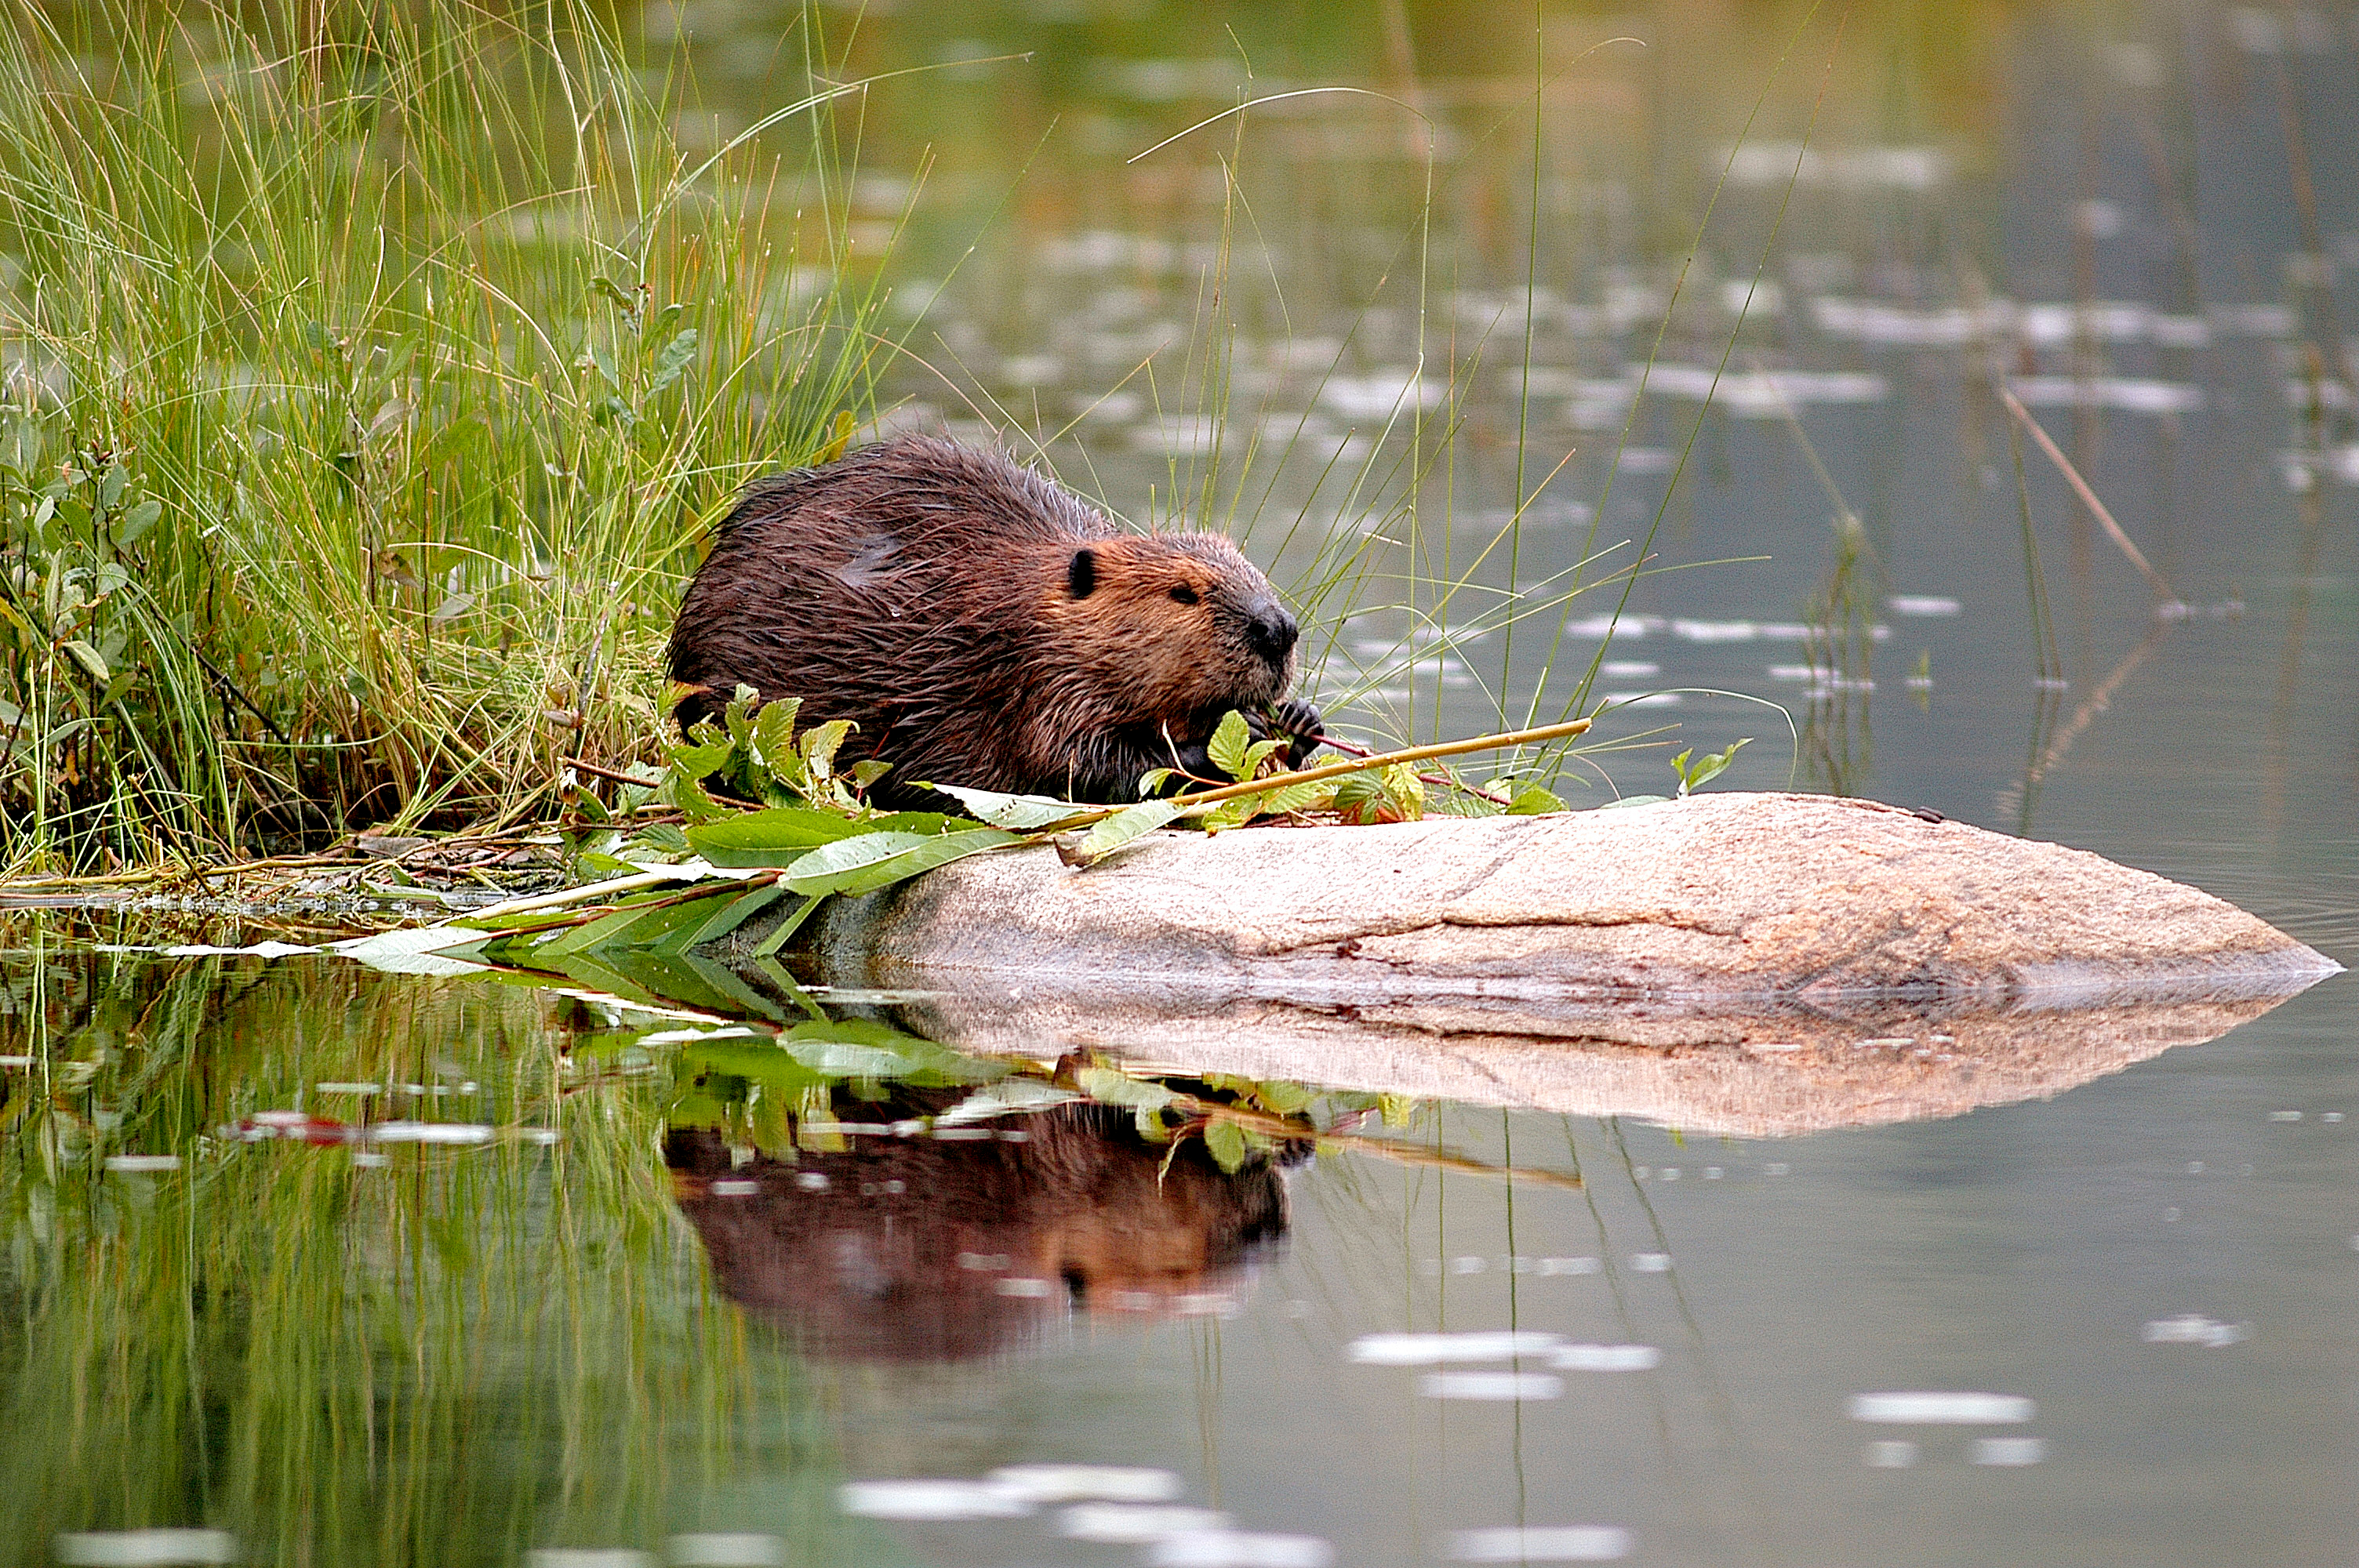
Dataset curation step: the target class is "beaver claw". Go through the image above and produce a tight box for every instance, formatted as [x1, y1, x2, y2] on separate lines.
[1249, 699, 1326, 768]
[1153, 700, 1325, 793]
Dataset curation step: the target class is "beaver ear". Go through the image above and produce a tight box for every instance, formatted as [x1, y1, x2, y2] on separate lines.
[1067, 547, 1097, 600]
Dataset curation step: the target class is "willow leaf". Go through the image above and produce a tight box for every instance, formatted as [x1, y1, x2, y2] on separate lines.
[1071, 797, 1180, 863]
[685, 806, 871, 866]
[926, 783, 1096, 830]
[781, 826, 1022, 898]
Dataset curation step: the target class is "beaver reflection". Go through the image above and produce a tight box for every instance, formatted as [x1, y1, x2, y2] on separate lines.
[665, 1096, 1294, 1361]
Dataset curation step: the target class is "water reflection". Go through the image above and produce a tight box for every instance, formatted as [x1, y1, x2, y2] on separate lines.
[665, 1093, 1294, 1361]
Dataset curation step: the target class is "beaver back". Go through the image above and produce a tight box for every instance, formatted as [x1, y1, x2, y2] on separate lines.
[668, 435, 1302, 801]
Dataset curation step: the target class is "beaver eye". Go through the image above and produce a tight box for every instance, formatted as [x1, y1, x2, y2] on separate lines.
[1169, 585, 1199, 605]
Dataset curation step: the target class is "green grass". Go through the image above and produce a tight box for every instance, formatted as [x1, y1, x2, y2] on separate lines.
[0, 0, 886, 874]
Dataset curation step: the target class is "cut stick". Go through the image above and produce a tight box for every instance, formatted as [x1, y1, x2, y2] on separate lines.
[1161, 716, 1594, 812]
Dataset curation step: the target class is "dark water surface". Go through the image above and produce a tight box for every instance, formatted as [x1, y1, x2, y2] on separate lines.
[9, 2, 2359, 1564]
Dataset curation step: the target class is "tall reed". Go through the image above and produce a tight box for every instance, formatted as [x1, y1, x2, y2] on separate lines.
[0, 0, 884, 873]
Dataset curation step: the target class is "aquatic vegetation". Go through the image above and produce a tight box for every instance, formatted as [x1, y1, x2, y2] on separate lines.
[0, 939, 799, 1563]
[0, 0, 886, 873]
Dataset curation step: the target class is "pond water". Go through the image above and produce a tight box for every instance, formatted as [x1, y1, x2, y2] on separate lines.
[9, 2, 2359, 1564]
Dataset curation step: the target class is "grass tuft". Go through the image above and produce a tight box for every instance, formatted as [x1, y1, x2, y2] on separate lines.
[0, 0, 885, 873]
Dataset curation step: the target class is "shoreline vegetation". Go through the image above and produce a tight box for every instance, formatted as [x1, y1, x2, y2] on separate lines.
[0, 0, 1626, 908]
[0, 0, 889, 877]
[0, 0, 1649, 920]
[8, 0, 1874, 925]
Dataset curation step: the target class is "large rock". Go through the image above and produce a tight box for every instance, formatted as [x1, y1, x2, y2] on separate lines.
[787, 793, 2338, 1136]
[811, 792, 2329, 1004]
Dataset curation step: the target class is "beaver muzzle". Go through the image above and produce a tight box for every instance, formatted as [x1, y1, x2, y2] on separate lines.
[1244, 603, 1299, 667]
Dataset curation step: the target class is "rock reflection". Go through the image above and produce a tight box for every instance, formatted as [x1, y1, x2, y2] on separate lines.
[666, 1093, 1295, 1360]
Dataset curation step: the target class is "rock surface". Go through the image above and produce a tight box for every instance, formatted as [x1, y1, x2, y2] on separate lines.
[812, 792, 2331, 1002]
[785, 792, 2340, 1135]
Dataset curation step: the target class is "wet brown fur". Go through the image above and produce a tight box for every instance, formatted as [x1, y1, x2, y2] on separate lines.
[666, 1098, 1292, 1362]
[668, 434, 1304, 803]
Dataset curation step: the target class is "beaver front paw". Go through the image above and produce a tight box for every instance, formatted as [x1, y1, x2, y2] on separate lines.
[1251, 699, 1326, 768]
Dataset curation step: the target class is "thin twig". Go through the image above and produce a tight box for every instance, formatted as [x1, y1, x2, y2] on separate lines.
[561, 755, 656, 789]
[1161, 716, 1594, 813]
[1315, 734, 1513, 804]
[1997, 387, 2180, 604]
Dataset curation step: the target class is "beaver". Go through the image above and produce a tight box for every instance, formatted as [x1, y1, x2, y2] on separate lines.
[667, 434, 1321, 804]
[667, 1089, 1296, 1361]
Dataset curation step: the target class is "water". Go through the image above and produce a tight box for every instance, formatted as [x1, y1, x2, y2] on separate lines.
[9, 2, 2359, 1563]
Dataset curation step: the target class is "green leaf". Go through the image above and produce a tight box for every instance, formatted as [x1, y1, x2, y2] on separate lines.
[666, 735, 733, 782]
[114, 498, 162, 546]
[1070, 797, 1180, 863]
[1076, 1066, 1176, 1112]
[747, 891, 823, 957]
[849, 760, 893, 789]
[666, 771, 732, 825]
[648, 327, 700, 392]
[724, 695, 757, 760]
[1249, 779, 1330, 818]
[1505, 786, 1565, 815]
[1199, 797, 1257, 833]
[60, 639, 108, 681]
[1207, 710, 1252, 781]
[1599, 793, 1672, 810]
[927, 783, 1096, 830]
[1671, 736, 1752, 797]
[627, 824, 693, 857]
[531, 891, 722, 957]
[1241, 738, 1286, 778]
[685, 807, 871, 866]
[676, 882, 791, 951]
[799, 717, 854, 782]
[862, 810, 972, 834]
[1255, 1080, 1312, 1114]
[1203, 1117, 1249, 1173]
[750, 696, 801, 783]
[780, 826, 1020, 897]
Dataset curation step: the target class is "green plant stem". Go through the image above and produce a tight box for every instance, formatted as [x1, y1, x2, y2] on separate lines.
[1161, 717, 1593, 814]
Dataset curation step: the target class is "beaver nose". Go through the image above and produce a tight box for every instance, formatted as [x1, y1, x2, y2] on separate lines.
[1248, 607, 1299, 663]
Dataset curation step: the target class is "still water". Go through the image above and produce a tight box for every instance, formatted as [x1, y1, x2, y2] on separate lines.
[10, 1, 2359, 1563]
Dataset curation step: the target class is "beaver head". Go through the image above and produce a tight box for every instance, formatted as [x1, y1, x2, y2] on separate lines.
[1041, 532, 1300, 725]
